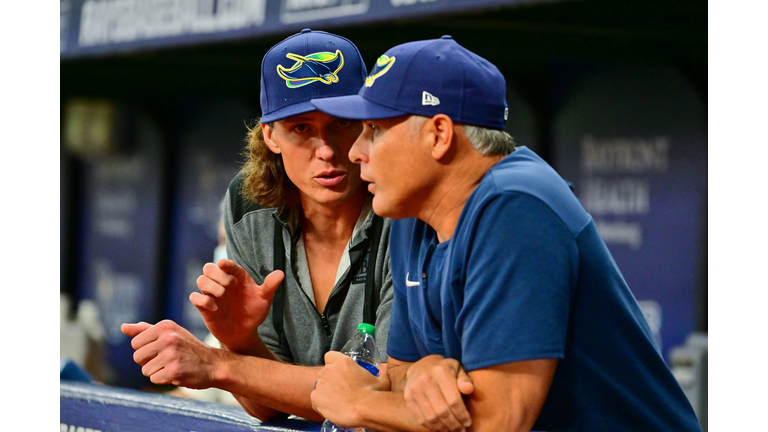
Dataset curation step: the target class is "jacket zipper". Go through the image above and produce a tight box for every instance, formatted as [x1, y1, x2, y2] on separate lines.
[319, 313, 332, 338]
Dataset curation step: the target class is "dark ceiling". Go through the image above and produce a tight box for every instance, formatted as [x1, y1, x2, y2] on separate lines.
[61, 0, 707, 103]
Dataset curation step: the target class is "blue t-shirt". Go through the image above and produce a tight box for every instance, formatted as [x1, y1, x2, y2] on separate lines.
[387, 147, 701, 431]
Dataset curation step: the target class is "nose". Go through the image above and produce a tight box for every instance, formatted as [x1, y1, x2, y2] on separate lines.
[349, 130, 368, 165]
[315, 129, 338, 162]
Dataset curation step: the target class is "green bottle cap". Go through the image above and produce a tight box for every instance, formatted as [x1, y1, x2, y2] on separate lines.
[358, 323, 375, 336]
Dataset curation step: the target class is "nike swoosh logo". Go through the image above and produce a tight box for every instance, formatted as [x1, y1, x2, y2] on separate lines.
[405, 272, 420, 287]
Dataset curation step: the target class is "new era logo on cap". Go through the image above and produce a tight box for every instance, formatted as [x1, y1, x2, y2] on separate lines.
[310, 35, 508, 130]
[422, 91, 440, 106]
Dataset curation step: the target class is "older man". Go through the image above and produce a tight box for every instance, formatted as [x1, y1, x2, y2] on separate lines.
[308, 36, 702, 432]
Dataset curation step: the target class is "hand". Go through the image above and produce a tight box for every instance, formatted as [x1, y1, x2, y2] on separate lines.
[404, 355, 475, 432]
[310, 351, 382, 427]
[120, 320, 220, 389]
[192, 259, 284, 351]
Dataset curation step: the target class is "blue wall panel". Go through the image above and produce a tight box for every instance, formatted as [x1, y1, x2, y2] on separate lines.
[164, 97, 258, 340]
[552, 66, 707, 358]
[77, 113, 167, 388]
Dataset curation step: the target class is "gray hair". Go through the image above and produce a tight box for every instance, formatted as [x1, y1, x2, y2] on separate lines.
[408, 115, 515, 156]
[462, 124, 516, 156]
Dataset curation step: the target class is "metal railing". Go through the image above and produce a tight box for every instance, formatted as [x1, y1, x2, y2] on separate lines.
[60, 380, 321, 432]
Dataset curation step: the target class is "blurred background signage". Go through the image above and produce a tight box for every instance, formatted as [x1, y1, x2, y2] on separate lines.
[553, 66, 707, 355]
[60, 3, 706, 427]
[60, 0, 540, 58]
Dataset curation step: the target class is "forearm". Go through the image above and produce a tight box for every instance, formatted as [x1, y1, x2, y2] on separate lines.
[342, 357, 424, 431]
[231, 394, 285, 421]
[385, 359, 410, 393]
[220, 333, 283, 362]
[463, 360, 557, 432]
[354, 390, 433, 432]
[464, 392, 532, 432]
[214, 348, 324, 422]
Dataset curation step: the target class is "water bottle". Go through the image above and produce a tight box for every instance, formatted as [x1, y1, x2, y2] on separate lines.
[320, 323, 381, 432]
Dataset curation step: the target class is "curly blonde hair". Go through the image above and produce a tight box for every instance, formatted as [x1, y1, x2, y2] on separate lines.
[238, 120, 299, 209]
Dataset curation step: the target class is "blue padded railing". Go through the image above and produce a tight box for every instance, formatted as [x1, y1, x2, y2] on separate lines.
[60, 380, 322, 432]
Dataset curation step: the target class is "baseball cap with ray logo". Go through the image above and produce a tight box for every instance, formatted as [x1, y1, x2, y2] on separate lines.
[259, 28, 367, 123]
[311, 36, 508, 130]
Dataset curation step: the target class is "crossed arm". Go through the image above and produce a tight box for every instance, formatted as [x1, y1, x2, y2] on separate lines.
[121, 258, 554, 429]
[311, 353, 557, 432]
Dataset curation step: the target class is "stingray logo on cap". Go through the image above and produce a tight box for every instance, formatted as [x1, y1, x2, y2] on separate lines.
[365, 55, 396, 87]
[277, 50, 345, 88]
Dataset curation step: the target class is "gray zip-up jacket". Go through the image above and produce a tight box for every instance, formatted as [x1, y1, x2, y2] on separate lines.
[224, 173, 393, 366]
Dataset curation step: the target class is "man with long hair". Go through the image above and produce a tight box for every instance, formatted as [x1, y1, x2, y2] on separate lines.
[122, 29, 393, 422]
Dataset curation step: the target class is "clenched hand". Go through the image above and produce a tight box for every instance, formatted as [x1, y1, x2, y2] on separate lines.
[404, 354, 475, 432]
[120, 320, 220, 389]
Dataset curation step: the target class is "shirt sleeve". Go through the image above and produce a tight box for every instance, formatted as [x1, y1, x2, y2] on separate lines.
[386, 218, 424, 363]
[223, 188, 245, 277]
[223, 183, 294, 362]
[456, 192, 577, 371]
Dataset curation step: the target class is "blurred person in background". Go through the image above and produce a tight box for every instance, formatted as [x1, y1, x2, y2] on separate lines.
[308, 37, 702, 432]
[121, 29, 393, 422]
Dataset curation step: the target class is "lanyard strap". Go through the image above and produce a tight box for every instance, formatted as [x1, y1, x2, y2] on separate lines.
[363, 214, 384, 326]
[271, 214, 384, 353]
[271, 217, 289, 354]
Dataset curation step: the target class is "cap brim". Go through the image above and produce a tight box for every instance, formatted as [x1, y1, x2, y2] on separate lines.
[260, 100, 317, 123]
[311, 95, 406, 120]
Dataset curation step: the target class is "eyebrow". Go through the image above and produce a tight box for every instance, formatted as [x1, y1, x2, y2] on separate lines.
[282, 116, 313, 124]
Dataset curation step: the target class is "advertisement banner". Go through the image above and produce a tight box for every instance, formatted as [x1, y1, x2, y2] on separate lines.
[61, 0, 545, 58]
[552, 66, 707, 359]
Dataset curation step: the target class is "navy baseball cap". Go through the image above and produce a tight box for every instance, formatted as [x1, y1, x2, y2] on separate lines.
[259, 29, 367, 123]
[310, 36, 508, 130]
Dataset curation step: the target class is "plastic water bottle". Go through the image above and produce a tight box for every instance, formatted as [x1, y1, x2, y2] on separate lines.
[320, 323, 381, 432]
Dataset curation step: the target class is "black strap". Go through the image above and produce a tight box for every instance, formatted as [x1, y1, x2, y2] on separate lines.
[363, 215, 384, 326]
[271, 213, 384, 345]
[271, 218, 289, 352]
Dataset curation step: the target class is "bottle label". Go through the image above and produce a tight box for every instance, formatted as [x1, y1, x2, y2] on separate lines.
[355, 360, 379, 376]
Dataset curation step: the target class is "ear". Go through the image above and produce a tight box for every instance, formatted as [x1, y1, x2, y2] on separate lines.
[261, 123, 282, 155]
[428, 114, 455, 161]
